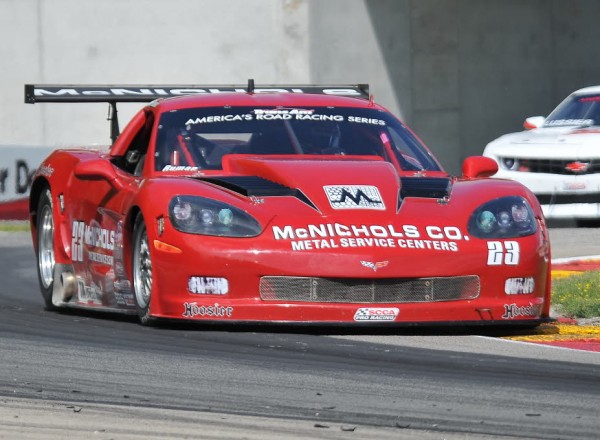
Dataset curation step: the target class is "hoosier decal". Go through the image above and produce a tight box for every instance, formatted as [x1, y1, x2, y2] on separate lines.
[502, 303, 541, 319]
[183, 302, 233, 318]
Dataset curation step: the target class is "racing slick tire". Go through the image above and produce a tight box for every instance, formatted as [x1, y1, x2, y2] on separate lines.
[35, 188, 57, 310]
[132, 213, 155, 325]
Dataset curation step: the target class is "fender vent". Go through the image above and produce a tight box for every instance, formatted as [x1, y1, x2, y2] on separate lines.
[400, 177, 451, 199]
[197, 176, 316, 208]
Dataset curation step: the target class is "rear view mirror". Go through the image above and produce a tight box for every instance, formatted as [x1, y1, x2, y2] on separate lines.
[523, 116, 545, 130]
[74, 159, 124, 190]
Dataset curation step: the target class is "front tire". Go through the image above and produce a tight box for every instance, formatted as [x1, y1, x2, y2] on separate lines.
[36, 189, 56, 310]
[132, 213, 154, 325]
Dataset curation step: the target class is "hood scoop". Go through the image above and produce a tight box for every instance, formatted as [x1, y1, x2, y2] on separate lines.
[400, 177, 451, 199]
[198, 176, 316, 208]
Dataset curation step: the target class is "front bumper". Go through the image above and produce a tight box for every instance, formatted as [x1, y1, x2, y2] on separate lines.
[494, 169, 600, 219]
[152, 296, 549, 326]
[148, 230, 551, 325]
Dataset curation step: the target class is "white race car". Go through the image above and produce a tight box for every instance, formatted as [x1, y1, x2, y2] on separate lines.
[483, 85, 600, 221]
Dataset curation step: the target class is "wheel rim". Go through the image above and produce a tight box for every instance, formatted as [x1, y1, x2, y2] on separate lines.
[38, 204, 55, 289]
[134, 225, 152, 309]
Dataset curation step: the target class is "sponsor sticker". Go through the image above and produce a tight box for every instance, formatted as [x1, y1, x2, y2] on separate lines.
[354, 307, 399, 322]
[77, 279, 103, 305]
[502, 303, 541, 319]
[272, 223, 466, 252]
[72, 220, 116, 263]
[184, 109, 348, 124]
[88, 251, 114, 266]
[505, 277, 535, 295]
[37, 164, 54, 177]
[188, 277, 229, 295]
[563, 182, 587, 190]
[544, 119, 594, 127]
[162, 165, 199, 172]
[183, 302, 233, 318]
[324, 185, 385, 210]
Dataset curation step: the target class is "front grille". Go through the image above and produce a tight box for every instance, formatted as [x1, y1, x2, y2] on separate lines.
[536, 193, 600, 204]
[504, 158, 600, 175]
[259, 275, 480, 303]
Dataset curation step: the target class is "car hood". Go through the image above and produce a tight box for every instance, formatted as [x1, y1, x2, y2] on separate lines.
[195, 155, 451, 215]
[484, 126, 600, 158]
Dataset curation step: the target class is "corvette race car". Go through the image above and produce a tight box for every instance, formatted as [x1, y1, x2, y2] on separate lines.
[484, 85, 600, 221]
[26, 82, 551, 326]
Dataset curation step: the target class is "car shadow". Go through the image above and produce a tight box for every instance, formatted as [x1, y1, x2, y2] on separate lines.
[52, 306, 546, 338]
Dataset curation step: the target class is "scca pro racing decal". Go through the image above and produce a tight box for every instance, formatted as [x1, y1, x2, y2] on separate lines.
[272, 223, 467, 252]
[183, 302, 233, 318]
[324, 185, 385, 210]
[354, 307, 399, 322]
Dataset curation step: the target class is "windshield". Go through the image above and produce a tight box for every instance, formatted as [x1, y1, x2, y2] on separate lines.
[154, 106, 441, 172]
[544, 94, 600, 127]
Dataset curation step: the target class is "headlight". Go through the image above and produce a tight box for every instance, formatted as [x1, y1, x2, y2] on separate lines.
[500, 157, 519, 170]
[169, 196, 261, 237]
[468, 196, 537, 238]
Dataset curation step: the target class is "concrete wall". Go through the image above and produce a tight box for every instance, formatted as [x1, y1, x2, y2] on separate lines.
[311, 0, 600, 173]
[0, 0, 310, 146]
[309, 0, 411, 120]
[1, 0, 600, 174]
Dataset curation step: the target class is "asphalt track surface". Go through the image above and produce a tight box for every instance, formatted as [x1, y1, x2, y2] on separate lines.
[1, 230, 599, 439]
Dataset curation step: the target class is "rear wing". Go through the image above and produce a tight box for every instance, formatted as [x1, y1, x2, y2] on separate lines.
[24, 80, 370, 143]
[24, 81, 370, 103]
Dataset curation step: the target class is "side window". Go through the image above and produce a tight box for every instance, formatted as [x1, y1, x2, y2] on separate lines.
[114, 111, 154, 175]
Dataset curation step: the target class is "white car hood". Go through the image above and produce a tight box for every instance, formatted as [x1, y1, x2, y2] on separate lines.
[485, 126, 600, 158]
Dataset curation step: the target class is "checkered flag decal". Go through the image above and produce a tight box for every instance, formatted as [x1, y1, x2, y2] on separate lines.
[323, 185, 385, 210]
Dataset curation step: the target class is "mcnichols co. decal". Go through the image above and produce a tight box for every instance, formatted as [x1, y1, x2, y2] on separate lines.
[272, 223, 468, 252]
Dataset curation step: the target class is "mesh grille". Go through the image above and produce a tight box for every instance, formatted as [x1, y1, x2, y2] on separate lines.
[501, 158, 600, 175]
[260, 276, 480, 303]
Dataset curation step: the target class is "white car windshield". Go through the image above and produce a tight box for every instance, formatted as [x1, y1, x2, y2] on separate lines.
[155, 106, 442, 171]
[544, 94, 600, 127]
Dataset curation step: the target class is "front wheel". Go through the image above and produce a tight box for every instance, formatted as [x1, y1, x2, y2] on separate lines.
[36, 189, 56, 310]
[132, 213, 154, 325]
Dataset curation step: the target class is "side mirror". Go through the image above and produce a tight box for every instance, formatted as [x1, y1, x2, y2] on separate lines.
[462, 156, 498, 179]
[523, 116, 545, 130]
[74, 159, 124, 190]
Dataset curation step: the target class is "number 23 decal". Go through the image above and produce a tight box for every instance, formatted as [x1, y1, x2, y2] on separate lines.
[487, 241, 519, 265]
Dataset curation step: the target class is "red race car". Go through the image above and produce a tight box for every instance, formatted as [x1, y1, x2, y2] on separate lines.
[26, 82, 551, 326]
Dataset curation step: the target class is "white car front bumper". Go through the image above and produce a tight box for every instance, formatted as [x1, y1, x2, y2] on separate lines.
[493, 169, 600, 219]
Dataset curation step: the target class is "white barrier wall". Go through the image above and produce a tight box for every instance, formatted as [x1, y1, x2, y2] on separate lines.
[0, 145, 53, 204]
[1, 0, 311, 147]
